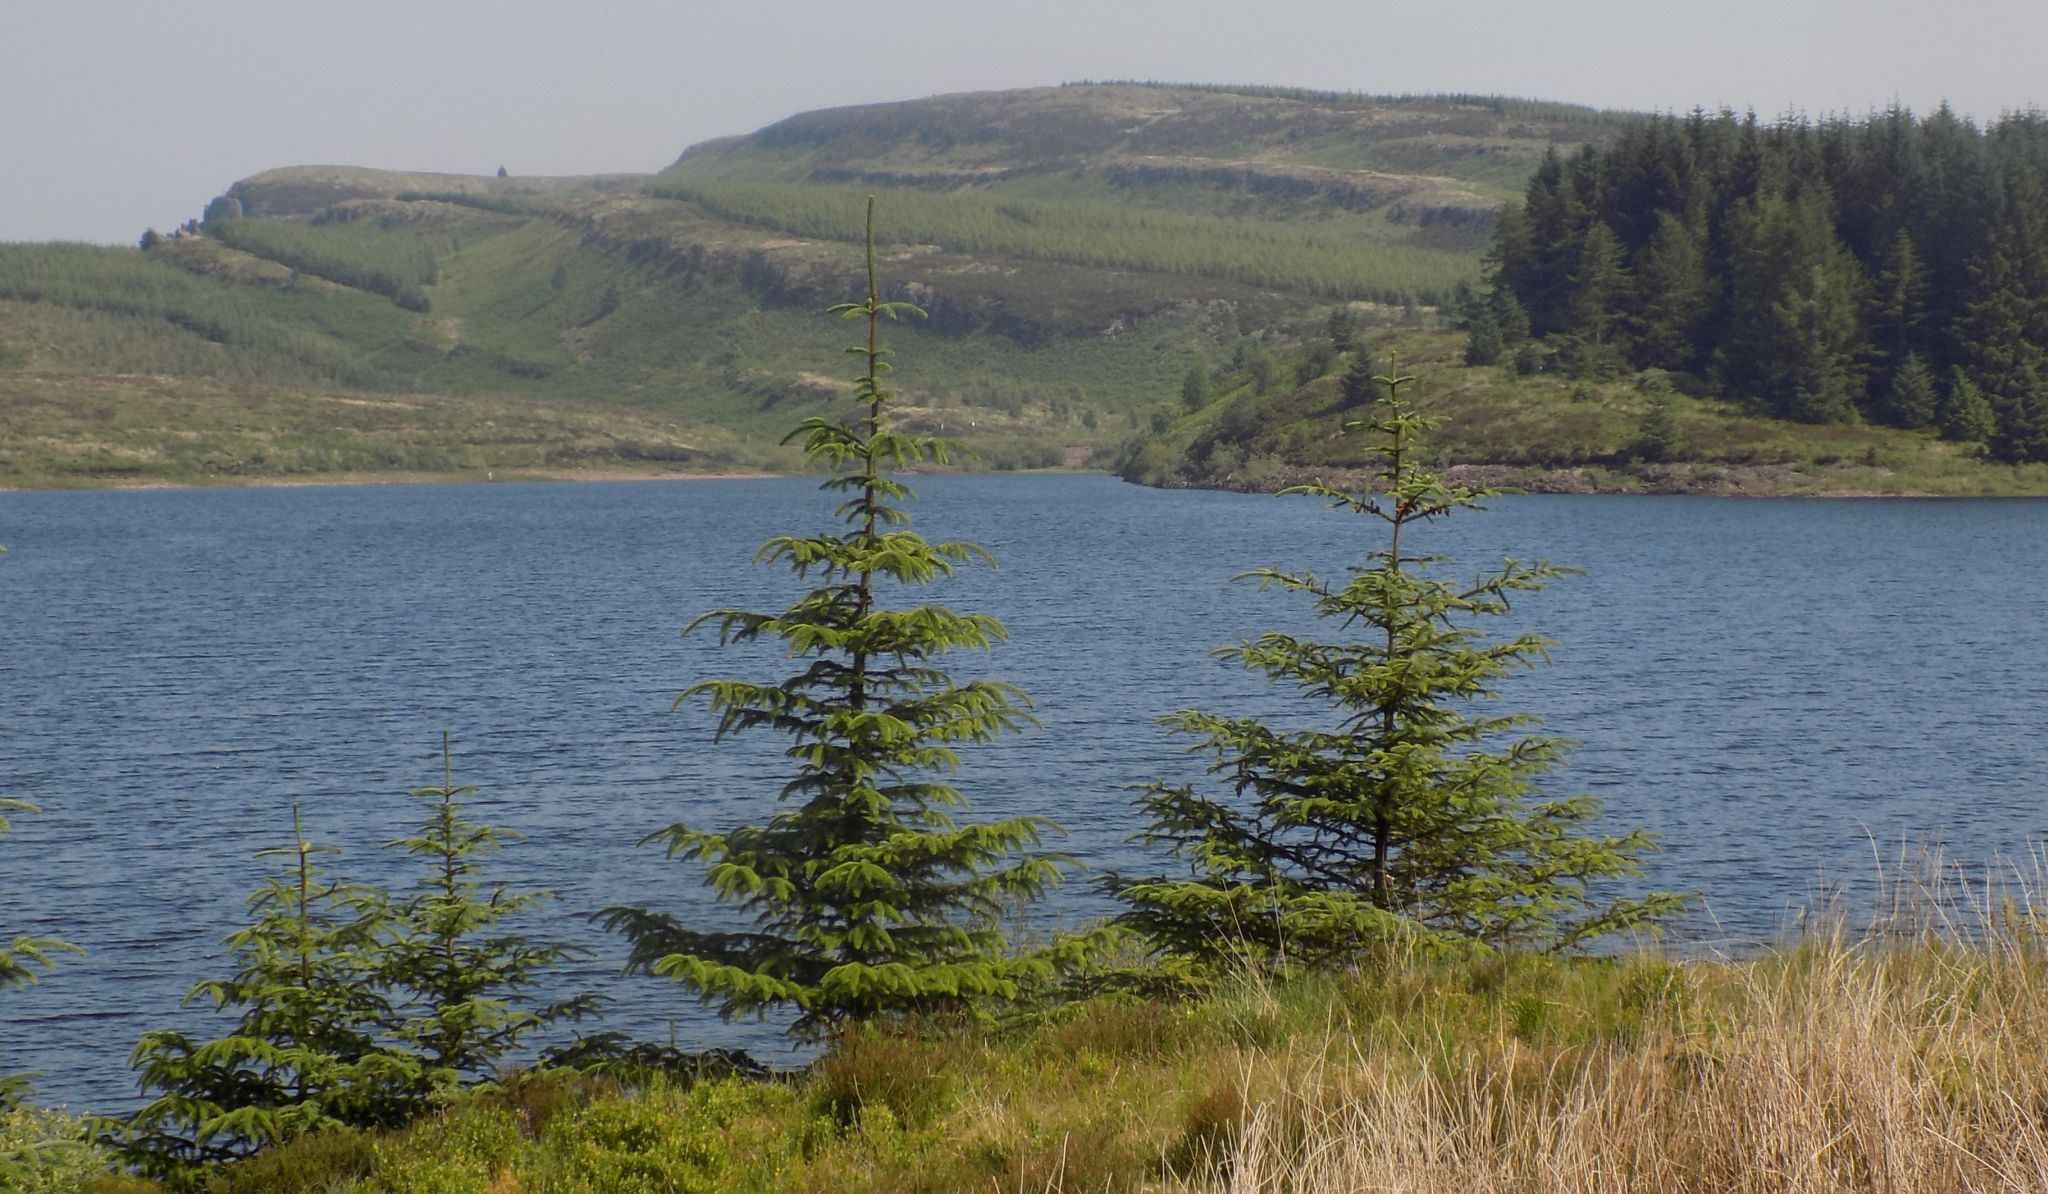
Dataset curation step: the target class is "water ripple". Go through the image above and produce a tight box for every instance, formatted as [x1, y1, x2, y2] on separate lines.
[3, 477, 2046, 1111]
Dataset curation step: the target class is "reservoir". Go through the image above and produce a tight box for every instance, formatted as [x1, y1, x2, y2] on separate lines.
[4, 474, 2046, 1111]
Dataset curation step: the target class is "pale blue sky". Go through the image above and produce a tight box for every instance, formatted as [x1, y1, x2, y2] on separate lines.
[5, 0, 2045, 244]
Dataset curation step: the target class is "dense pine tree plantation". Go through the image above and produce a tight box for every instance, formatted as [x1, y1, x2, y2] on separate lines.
[1466, 106, 2048, 461]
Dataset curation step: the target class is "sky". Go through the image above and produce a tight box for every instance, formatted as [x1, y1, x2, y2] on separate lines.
[6, 0, 2047, 245]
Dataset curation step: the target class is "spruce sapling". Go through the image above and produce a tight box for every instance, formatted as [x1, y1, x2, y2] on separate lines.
[605, 197, 1096, 1041]
[113, 807, 416, 1188]
[380, 733, 599, 1089]
[1115, 366, 1683, 974]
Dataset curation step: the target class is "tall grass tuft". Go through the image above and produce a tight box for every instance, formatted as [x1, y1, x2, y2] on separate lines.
[1177, 860, 2048, 1193]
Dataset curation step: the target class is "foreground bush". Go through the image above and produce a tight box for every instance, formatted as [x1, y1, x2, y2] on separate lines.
[1, 1103, 115, 1193]
[83, 921, 2048, 1192]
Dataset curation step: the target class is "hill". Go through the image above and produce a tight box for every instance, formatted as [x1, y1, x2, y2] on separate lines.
[9, 82, 2043, 494]
[0, 84, 1639, 487]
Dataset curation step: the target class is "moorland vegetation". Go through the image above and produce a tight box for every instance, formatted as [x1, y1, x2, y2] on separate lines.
[9, 84, 2047, 493]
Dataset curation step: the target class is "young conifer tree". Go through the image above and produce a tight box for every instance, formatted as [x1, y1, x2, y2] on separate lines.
[379, 733, 599, 1090]
[115, 807, 418, 1188]
[604, 198, 1087, 1041]
[1, 799, 82, 1109]
[1115, 366, 1682, 972]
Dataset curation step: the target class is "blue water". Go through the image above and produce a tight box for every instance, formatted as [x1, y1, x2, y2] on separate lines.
[4, 474, 2047, 1112]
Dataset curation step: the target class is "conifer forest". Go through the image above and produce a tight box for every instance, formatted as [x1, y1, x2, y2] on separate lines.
[1461, 107, 2048, 460]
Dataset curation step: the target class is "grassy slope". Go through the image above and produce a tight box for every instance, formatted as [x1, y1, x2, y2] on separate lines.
[0, 86, 1612, 488]
[647, 83, 1608, 304]
[0, 368, 753, 488]
[7, 82, 2044, 493]
[1119, 328, 2048, 497]
[56, 929, 2048, 1192]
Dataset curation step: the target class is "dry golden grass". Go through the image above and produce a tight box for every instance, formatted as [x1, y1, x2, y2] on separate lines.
[1178, 923, 2048, 1191]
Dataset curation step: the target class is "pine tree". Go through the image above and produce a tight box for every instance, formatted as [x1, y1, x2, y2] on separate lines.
[1180, 366, 1211, 412]
[1956, 198, 2048, 459]
[1, 800, 82, 1110]
[603, 198, 1092, 1041]
[1447, 280, 1486, 329]
[113, 808, 419, 1188]
[1990, 363, 2048, 464]
[1719, 189, 1868, 422]
[1113, 367, 1681, 973]
[1463, 307, 1505, 367]
[1340, 350, 1379, 407]
[1323, 306, 1359, 353]
[1491, 288, 1532, 348]
[1939, 367, 1997, 445]
[1876, 352, 1939, 429]
[379, 734, 599, 1090]
[1561, 221, 1630, 374]
[1628, 211, 1708, 370]
[1867, 230, 1931, 376]
[1509, 148, 1588, 336]
[1634, 394, 1685, 462]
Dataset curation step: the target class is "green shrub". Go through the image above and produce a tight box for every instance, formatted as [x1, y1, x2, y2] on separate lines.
[0, 1103, 115, 1193]
[369, 1104, 523, 1194]
[537, 1082, 791, 1194]
[201, 1127, 375, 1194]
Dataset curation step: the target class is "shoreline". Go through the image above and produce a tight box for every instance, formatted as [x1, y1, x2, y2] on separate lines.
[5, 461, 2048, 498]
[1148, 459, 2048, 500]
[0, 466, 784, 494]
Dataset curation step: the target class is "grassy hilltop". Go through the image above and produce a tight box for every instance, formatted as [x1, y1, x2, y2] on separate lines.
[2, 81, 2039, 492]
[0, 83, 1628, 488]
